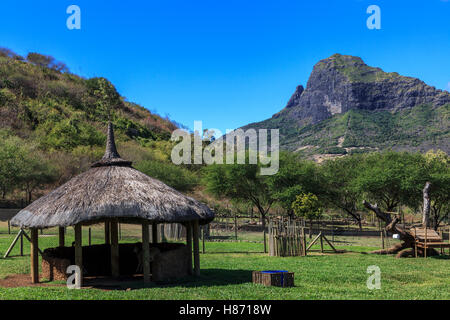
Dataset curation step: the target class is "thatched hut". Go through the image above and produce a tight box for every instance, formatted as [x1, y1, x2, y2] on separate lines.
[10, 122, 214, 284]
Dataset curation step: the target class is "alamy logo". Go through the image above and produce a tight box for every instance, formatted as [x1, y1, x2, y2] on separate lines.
[66, 265, 81, 289]
[171, 121, 279, 175]
[66, 5, 81, 30]
[366, 5, 381, 30]
[366, 265, 381, 290]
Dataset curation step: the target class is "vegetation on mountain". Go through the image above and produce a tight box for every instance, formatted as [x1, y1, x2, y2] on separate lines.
[315, 53, 403, 83]
[0, 48, 192, 201]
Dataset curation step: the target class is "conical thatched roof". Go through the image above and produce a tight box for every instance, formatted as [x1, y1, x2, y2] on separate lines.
[11, 123, 214, 228]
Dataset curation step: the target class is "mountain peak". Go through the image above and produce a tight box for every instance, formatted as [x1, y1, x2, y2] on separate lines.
[276, 54, 450, 125]
[314, 53, 400, 83]
[241, 54, 450, 156]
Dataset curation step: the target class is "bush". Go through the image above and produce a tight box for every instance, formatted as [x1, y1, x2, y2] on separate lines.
[321, 146, 347, 154]
[135, 160, 198, 192]
[37, 118, 105, 150]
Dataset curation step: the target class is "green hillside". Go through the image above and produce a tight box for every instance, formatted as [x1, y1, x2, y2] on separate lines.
[286, 104, 450, 155]
[0, 49, 177, 149]
[0, 49, 200, 201]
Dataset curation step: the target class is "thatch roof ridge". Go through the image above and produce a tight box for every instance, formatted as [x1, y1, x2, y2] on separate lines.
[91, 122, 132, 168]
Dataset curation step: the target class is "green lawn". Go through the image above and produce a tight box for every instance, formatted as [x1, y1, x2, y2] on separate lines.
[0, 224, 449, 300]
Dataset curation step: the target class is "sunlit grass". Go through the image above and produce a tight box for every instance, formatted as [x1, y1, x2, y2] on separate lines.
[0, 223, 449, 300]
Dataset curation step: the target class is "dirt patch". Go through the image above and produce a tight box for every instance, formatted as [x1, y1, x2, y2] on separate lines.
[0, 274, 64, 288]
[0, 274, 152, 290]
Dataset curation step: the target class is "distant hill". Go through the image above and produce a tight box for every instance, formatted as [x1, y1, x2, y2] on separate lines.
[0, 48, 178, 151]
[241, 54, 450, 159]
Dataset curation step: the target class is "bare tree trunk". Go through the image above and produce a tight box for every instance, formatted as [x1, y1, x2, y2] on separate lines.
[27, 190, 32, 204]
[422, 181, 431, 228]
[261, 213, 267, 253]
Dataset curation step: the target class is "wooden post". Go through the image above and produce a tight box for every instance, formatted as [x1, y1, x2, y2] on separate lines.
[331, 216, 335, 243]
[302, 225, 307, 256]
[263, 216, 267, 253]
[320, 232, 324, 253]
[119, 223, 122, 241]
[142, 221, 151, 282]
[88, 228, 92, 246]
[110, 220, 120, 277]
[234, 214, 238, 240]
[193, 220, 200, 276]
[58, 227, 65, 247]
[74, 224, 83, 285]
[7, 220, 10, 234]
[152, 223, 158, 244]
[20, 231, 24, 256]
[30, 228, 39, 283]
[414, 227, 418, 258]
[105, 221, 110, 244]
[186, 222, 193, 275]
[202, 226, 205, 254]
[424, 226, 428, 258]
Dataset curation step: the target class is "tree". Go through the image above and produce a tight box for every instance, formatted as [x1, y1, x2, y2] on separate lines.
[135, 159, 198, 192]
[0, 47, 23, 60]
[203, 154, 276, 231]
[86, 77, 122, 120]
[18, 152, 57, 203]
[292, 193, 323, 238]
[362, 180, 440, 258]
[26, 53, 68, 72]
[356, 151, 427, 218]
[0, 133, 26, 198]
[319, 155, 364, 230]
[27, 53, 53, 68]
[0, 133, 57, 202]
[424, 150, 450, 229]
[267, 152, 318, 218]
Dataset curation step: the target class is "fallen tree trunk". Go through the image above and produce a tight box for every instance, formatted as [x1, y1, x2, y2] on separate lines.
[363, 197, 438, 258]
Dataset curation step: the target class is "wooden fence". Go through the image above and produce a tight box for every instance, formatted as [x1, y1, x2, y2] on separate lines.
[268, 219, 306, 257]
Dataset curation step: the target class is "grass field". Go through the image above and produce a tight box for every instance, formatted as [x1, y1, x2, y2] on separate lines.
[0, 223, 449, 300]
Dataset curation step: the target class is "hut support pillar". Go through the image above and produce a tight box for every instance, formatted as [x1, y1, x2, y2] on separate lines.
[186, 222, 193, 275]
[193, 220, 200, 276]
[142, 221, 151, 282]
[105, 221, 110, 244]
[110, 220, 120, 277]
[152, 223, 158, 244]
[74, 224, 83, 286]
[58, 227, 65, 247]
[30, 228, 39, 284]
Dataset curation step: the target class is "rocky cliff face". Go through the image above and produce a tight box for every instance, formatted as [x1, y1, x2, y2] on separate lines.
[272, 54, 450, 127]
[241, 54, 450, 156]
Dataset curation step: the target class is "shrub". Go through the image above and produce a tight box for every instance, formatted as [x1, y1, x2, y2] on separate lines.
[135, 160, 198, 192]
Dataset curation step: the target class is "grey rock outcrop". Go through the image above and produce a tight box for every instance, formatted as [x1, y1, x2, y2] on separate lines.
[272, 54, 450, 127]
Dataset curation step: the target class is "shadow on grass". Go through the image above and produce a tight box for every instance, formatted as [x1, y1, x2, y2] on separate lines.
[205, 251, 264, 254]
[429, 254, 450, 260]
[82, 269, 253, 291]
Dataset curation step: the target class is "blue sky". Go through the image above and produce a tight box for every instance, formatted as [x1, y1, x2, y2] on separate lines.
[0, 0, 449, 131]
